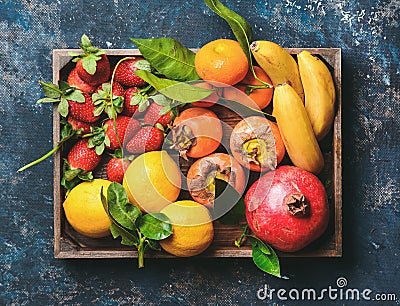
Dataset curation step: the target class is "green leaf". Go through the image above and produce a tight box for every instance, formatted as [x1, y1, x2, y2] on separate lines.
[110, 223, 138, 246]
[107, 182, 142, 231]
[214, 178, 246, 224]
[130, 37, 199, 81]
[146, 239, 161, 251]
[37, 97, 60, 103]
[204, 0, 253, 62]
[151, 94, 169, 106]
[95, 143, 105, 155]
[246, 235, 271, 255]
[136, 213, 172, 240]
[93, 104, 105, 117]
[82, 56, 97, 75]
[39, 81, 62, 98]
[135, 70, 213, 103]
[66, 89, 85, 103]
[251, 240, 281, 278]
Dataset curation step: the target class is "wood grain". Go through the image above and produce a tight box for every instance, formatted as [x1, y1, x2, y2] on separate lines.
[53, 48, 342, 259]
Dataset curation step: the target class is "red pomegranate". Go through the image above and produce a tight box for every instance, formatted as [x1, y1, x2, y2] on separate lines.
[245, 165, 329, 252]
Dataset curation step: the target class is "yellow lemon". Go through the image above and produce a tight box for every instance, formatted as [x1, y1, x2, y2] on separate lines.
[123, 151, 181, 213]
[159, 200, 214, 257]
[63, 179, 111, 238]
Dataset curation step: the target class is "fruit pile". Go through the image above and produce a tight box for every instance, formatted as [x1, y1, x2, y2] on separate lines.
[20, 0, 337, 277]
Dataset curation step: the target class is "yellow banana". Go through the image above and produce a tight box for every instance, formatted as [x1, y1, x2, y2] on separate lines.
[298, 50, 336, 141]
[250, 40, 304, 101]
[273, 83, 324, 174]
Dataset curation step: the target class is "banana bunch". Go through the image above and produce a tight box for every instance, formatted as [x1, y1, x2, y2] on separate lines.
[251, 41, 336, 174]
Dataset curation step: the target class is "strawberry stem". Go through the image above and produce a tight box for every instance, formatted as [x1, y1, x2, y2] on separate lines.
[17, 143, 62, 172]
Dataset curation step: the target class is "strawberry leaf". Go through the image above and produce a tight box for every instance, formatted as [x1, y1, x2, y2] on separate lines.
[82, 56, 97, 75]
[65, 90, 85, 103]
[95, 143, 105, 155]
[68, 51, 81, 57]
[57, 99, 69, 117]
[36, 97, 60, 103]
[39, 81, 62, 99]
[112, 96, 124, 113]
[93, 104, 105, 117]
[159, 105, 171, 116]
[151, 94, 169, 106]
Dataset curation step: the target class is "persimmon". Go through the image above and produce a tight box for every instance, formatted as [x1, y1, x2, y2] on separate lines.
[230, 116, 285, 172]
[187, 153, 246, 206]
[169, 107, 223, 159]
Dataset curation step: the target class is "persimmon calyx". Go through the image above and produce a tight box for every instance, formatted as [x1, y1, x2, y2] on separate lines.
[169, 124, 196, 160]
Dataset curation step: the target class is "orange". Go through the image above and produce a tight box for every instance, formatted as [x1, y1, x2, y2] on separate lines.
[123, 151, 181, 213]
[159, 200, 214, 257]
[195, 39, 249, 86]
[63, 179, 112, 238]
[235, 66, 274, 110]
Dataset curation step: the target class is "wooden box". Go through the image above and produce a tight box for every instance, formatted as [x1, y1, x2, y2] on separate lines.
[53, 48, 342, 258]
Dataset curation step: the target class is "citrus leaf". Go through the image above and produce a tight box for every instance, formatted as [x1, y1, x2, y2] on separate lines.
[204, 0, 253, 62]
[130, 37, 199, 81]
[251, 241, 281, 278]
[136, 213, 172, 240]
[110, 223, 138, 246]
[135, 70, 213, 103]
[107, 182, 142, 231]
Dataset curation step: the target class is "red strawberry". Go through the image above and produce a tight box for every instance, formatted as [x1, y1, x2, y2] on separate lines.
[126, 126, 164, 154]
[143, 102, 174, 128]
[106, 157, 131, 183]
[123, 87, 140, 117]
[71, 35, 111, 86]
[67, 68, 97, 94]
[114, 57, 149, 87]
[104, 116, 141, 150]
[67, 116, 93, 134]
[67, 139, 102, 172]
[68, 92, 99, 123]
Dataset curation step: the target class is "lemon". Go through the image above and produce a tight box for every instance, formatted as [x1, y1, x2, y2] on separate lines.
[123, 151, 181, 213]
[159, 200, 214, 257]
[63, 179, 111, 238]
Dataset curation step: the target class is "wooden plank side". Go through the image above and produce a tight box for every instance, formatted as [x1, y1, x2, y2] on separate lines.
[53, 48, 342, 259]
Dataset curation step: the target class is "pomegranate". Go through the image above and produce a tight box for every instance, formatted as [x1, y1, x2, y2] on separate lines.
[245, 165, 329, 252]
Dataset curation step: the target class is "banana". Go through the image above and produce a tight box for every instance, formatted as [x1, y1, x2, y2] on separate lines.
[298, 50, 336, 141]
[273, 83, 324, 174]
[250, 40, 304, 101]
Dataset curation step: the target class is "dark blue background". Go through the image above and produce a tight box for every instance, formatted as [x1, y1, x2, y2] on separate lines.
[1, 0, 399, 305]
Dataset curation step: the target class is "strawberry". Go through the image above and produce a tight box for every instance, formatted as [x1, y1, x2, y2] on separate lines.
[68, 92, 100, 123]
[103, 116, 141, 150]
[67, 68, 97, 94]
[70, 34, 111, 86]
[144, 101, 175, 128]
[126, 126, 164, 154]
[114, 57, 149, 87]
[92, 82, 125, 119]
[106, 157, 131, 183]
[67, 139, 102, 172]
[67, 116, 93, 134]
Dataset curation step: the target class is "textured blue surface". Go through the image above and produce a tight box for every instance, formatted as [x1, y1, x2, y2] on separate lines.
[1, 0, 399, 305]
